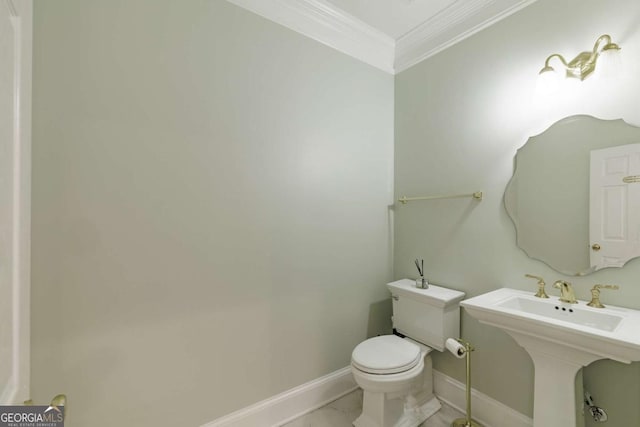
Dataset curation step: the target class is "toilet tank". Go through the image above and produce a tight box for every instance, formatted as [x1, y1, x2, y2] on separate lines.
[387, 279, 465, 351]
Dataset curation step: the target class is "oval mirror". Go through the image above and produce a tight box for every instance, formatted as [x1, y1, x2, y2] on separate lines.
[505, 115, 640, 276]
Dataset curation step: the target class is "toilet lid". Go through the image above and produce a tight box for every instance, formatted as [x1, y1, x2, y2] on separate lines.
[351, 335, 421, 375]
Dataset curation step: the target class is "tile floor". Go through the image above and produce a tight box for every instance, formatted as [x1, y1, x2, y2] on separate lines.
[282, 389, 465, 427]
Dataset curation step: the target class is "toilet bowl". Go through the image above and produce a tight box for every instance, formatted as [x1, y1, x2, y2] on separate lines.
[350, 279, 465, 427]
[351, 335, 440, 427]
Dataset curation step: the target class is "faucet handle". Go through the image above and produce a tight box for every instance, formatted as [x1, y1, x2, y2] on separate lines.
[525, 274, 549, 298]
[594, 284, 619, 291]
[587, 284, 619, 308]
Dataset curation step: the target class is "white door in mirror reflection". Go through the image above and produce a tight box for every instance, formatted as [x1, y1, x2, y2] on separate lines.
[590, 144, 640, 270]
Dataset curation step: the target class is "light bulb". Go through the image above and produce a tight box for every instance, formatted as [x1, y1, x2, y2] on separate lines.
[536, 66, 562, 97]
[595, 46, 622, 80]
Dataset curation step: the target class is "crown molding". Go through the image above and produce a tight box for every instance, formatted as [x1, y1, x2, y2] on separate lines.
[225, 0, 540, 75]
[226, 0, 395, 74]
[394, 0, 541, 73]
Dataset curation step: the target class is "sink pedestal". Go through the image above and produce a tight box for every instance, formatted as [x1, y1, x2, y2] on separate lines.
[509, 332, 600, 427]
[460, 288, 640, 427]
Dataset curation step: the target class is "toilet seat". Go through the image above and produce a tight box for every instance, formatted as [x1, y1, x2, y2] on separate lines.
[351, 335, 421, 375]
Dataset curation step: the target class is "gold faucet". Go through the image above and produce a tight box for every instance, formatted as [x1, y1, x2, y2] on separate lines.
[553, 280, 577, 304]
[525, 274, 549, 298]
[587, 284, 619, 308]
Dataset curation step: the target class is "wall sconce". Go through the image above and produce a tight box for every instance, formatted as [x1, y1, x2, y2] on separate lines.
[537, 34, 621, 92]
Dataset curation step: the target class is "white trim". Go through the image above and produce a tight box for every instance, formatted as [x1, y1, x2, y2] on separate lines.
[201, 367, 357, 427]
[433, 370, 533, 427]
[0, 0, 31, 406]
[202, 366, 532, 427]
[394, 0, 541, 73]
[224, 0, 540, 74]
[225, 0, 395, 74]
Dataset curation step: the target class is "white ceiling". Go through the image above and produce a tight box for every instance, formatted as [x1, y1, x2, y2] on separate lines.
[226, 0, 540, 74]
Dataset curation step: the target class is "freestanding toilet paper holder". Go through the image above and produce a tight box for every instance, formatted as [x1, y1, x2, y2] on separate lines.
[447, 339, 483, 427]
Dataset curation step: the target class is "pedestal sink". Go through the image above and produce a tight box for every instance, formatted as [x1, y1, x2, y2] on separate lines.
[461, 288, 640, 427]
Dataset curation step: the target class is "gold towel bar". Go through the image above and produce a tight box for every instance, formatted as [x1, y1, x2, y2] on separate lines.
[398, 191, 483, 204]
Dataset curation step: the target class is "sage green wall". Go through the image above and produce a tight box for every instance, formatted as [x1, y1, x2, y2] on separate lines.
[31, 1, 393, 426]
[394, 0, 640, 425]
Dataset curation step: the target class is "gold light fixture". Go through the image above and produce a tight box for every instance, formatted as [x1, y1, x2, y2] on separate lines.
[538, 34, 621, 82]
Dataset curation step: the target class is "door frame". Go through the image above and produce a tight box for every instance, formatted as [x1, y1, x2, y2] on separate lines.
[1, 0, 31, 405]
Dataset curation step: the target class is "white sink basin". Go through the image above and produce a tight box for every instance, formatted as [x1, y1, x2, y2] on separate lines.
[461, 288, 640, 363]
[461, 288, 640, 427]
[497, 294, 622, 332]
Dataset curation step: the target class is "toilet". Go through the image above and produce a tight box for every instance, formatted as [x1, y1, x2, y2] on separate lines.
[351, 279, 465, 427]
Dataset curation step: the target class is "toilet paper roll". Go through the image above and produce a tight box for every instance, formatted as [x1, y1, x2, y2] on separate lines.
[445, 338, 466, 358]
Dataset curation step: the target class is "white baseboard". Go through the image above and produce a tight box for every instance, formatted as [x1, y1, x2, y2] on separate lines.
[202, 367, 532, 427]
[433, 370, 533, 427]
[201, 367, 357, 427]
